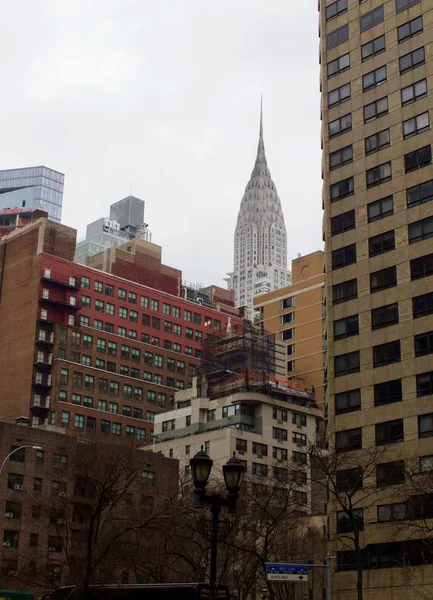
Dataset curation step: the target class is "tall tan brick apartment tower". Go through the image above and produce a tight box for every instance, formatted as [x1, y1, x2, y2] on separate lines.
[319, 0, 433, 597]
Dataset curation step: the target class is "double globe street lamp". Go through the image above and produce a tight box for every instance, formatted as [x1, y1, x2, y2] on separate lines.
[190, 447, 246, 600]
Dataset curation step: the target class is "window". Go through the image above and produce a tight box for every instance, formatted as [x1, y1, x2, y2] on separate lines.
[403, 112, 430, 139]
[407, 179, 433, 208]
[328, 53, 350, 78]
[370, 266, 397, 292]
[293, 432, 307, 446]
[373, 340, 401, 367]
[292, 413, 307, 427]
[174, 324, 182, 336]
[9, 446, 26, 463]
[273, 447, 288, 461]
[415, 332, 433, 357]
[327, 24, 349, 49]
[112, 422, 121, 436]
[362, 35, 385, 61]
[293, 451, 307, 465]
[337, 509, 364, 534]
[53, 454, 67, 471]
[252, 463, 268, 477]
[118, 289, 126, 300]
[81, 295, 91, 308]
[336, 428, 362, 452]
[3, 531, 19, 548]
[400, 47, 425, 73]
[253, 442, 268, 457]
[364, 97, 388, 122]
[81, 276, 90, 289]
[193, 313, 201, 325]
[334, 315, 359, 340]
[74, 414, 84, 429]
[128, 292, 137, 304]
[368, 196, 393, 222]
[332, 244, 356, 269]
[376, 419, 404, 445]
[398, 16, 423, 43]
[409, 216, 433, 244]
[363, 66, 386, 91]
[34, 478, 42, 492]
[367, 162, 392, 189]
[328, 83, 351, 108]
[184, 310, 192, 322]
[142, 470, 155, 486]
[419, 414, 433, 439]
[377, 503, 407, 523]
[236, 439, 248, 454]
[94, 281, 103, 293]
[369, 230, 395, 256]
[330, 146, 353, 171]
[401, 80, 427, 107]
[281, 312, 294, 325]
[396, 0, 421, 10]
[287, 360, 295, 372]
[281, 328, 294, 341]
[365, 129, 390, 155]
[336, 467, 363, 492]
[330, 177, 354, 203]
[61, 411, 70, 426]
[326, 0, 347, 20]
[335, 389, 361, 414]
[405, 145, 432, 172]
[281, 297, 294, 310]
[329, 114, 352, 138]
[334, 351, 360, 376]
[273, 427, 288, 442]
[151, 299, 159, 312]
[420, 456, 433, 472]
[417, 372, 433, 397]
[411, 253, 433, 280]
[360, 6, 384, 31]
[333, 279, 357, 304]
[372, 303, 399, 330]
[273, 407, 288, 422]
[413, 292, 433, 318]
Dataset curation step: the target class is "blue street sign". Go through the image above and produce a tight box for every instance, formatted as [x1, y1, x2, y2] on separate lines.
[266, 564, 309, 582]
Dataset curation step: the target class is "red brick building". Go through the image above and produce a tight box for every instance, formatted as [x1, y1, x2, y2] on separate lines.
[0, 421, 177, 588]
[0, 213, 242, 442]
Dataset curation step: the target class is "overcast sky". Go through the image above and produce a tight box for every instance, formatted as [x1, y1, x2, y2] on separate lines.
[0, 0, 322, 287]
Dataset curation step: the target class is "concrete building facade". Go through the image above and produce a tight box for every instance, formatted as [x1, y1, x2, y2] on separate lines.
[254, 251, 326, 410]
[320, 0, 433, 597]
[226, 105, 291, 318]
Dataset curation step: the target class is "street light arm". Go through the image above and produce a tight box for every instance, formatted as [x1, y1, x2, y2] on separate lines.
[0, 445, 42, 477]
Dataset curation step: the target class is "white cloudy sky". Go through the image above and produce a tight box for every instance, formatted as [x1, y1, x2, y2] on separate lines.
[0, 0, 322, 287]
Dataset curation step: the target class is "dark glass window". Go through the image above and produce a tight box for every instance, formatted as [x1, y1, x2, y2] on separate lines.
[410, 253, 433, 280]
[399, 47, 425, 73]
[363, 66, 387, 91]
[369, 230, 395, 257]
[332, 244, 356, 270]
[327, 53, 350, 78]
[372, 303, 399, 330]
[374, 379, 402, 407]
[419, 414, 433, 439]
[396, 0, 420, 11]
[407, 179, 433, 208]
[404, 145, 431, 172]
[328, 83, 351, 108]
[335, 389, 361, 415]
[417, 372, 433, 397]
[334, 351, 360, 377]
[331, 210, 355, 235]
[336, 467, 363, 492]
[398, 16, 423, 43]
[415, 331, 433, 357]
[329, 114, 352, 138]
[327, 24, 349, 49]
[373, 341, 401, 367]
[337, 509, 364, 533]
[330, 145, 353, 170]
[336, 428, 362, 452]
[326, 0, 348, 20]
[364, 97, 388, 123]
[377, 461, 405, 487]
[401, 79, 427, 106]
[368, 196, 393, 222]
[362, 35, 385, 61]
[330, 177, 354, 201]
[334, 315, 359, 340]
[366, 162, 392, 188]
[365, 129, 390, 155]
[360, 6, 384, 32]
[376, 419, 404, 445]
[409, 216, 433, 244]
[370, 266, 397, 292]
[413, 292, 433, 319]
[333, 279, 357, 304]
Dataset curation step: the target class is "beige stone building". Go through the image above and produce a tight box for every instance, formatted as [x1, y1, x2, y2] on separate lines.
[253, 251, 325, 411]
[320, 0, 433, 597]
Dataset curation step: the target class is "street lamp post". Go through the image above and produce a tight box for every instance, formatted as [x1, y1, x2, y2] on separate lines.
[190, 448, 246, 600]
[0, 445, 43, 477]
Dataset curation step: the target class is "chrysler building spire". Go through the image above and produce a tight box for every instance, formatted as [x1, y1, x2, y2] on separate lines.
[226, 102, 291, 318]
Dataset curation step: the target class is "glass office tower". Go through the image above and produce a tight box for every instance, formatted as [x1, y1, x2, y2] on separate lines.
[0, 166, 64, 222]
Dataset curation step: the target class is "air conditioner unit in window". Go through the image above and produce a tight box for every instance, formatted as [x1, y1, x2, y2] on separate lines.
[57, 518, 66, 524]
[297, 424, 303, 429]
[58, 491, 66, 497]
[14, 484, 23, 491]
[277, 420, 283, 424]
[4, 513, 14, 518]
[48, 546, 57, 552]
[3, 542, 11, 547]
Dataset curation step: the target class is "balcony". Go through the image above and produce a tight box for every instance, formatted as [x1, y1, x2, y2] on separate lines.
[31, 395, 50, 410]
[34, 353, 53, 370]
[32, 374, 52, 389]
[41, 268, 80, 290]
[35, 330, 55, 346]
[40, 290, 80, 311]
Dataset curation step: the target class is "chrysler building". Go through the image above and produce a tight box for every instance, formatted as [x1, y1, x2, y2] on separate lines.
[226, 104, 291, 319]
